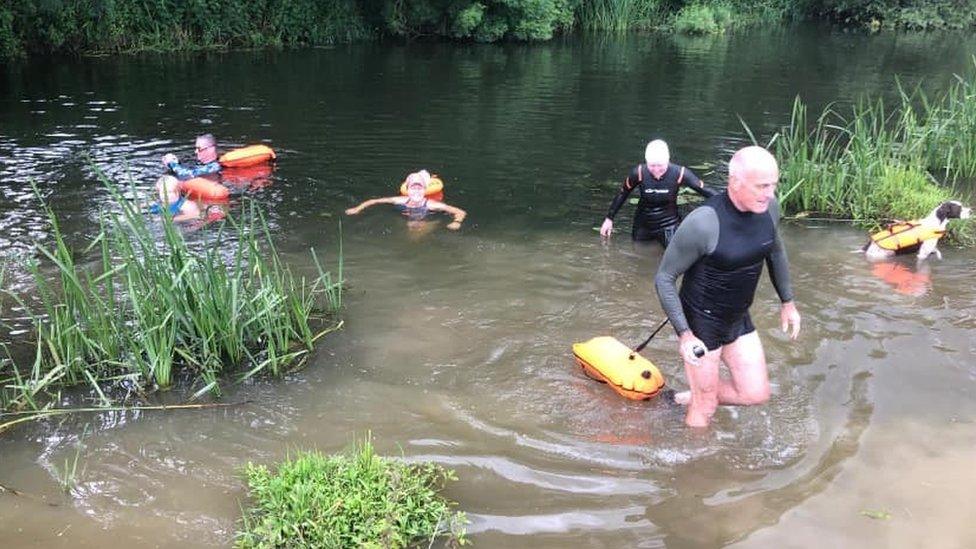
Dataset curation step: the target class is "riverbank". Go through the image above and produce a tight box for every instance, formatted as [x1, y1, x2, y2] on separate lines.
[772, 61, 976, 239]
[3, 1, 975, 57]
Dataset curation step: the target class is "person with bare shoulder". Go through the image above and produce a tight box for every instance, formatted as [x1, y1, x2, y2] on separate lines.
[345, 170, 467, 231]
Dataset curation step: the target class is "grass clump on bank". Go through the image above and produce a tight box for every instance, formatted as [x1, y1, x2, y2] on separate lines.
[0, 178, 342, 414]
[771, 62, 976, 237]
[237, 439, 467, 548]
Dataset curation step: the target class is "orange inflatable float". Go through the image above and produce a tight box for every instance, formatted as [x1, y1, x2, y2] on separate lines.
[572, 336, 665, 401]
[399, 175, 444, 200]
[219, 144, 276, 168]
[180, 177, 229, 201]
[222, 163, 274, 190]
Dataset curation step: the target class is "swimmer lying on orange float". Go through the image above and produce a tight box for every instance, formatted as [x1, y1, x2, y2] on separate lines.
[149, 175, 225, 225]
[345, 170, 467, 230]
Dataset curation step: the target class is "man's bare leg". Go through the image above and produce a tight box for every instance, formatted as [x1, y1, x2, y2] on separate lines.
[674, 332, 770, 411]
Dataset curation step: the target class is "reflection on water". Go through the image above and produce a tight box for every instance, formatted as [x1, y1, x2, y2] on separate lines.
[2, 26, 976, 548]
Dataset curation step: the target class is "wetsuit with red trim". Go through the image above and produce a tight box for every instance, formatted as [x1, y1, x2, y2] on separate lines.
[606, 163, 716, 246]
[654, 192, 794, 351]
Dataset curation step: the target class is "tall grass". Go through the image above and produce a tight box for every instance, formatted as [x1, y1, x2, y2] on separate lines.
[0, 178, 342, 413]
[577, 0, 663, 31]
[237, 437, 467, 548]
[771, 63, 976, 235]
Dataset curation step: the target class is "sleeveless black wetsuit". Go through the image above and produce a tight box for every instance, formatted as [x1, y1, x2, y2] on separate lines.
[654, 192, 794, 350]
[606, 163, 716, 246]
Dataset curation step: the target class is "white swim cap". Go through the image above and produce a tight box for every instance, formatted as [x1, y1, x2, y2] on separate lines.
[645, 140, 670, 165]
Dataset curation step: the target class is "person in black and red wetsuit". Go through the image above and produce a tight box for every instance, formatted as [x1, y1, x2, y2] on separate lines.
[600, 139, 717, 247]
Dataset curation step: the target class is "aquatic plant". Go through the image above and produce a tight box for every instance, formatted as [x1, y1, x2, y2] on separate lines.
[769, 64, 976, 237]
[0, 177, 343, 413]
[52, 424, 88, 494]
[671, 2, 735, 34]
[237, 438, 467, 548]
[576, 0, 664, 31]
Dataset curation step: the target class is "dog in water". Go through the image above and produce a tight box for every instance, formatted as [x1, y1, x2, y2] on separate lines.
[863, 200, 971, 262]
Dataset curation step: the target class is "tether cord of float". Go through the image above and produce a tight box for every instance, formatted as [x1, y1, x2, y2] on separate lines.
[628, 318, 671, 360]
[628, 317, 705, 361]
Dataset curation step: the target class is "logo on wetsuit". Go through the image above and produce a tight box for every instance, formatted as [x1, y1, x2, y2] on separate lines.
[643, 188, 670, 194]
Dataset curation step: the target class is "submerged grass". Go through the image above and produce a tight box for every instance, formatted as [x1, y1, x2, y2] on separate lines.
[769, 60, 976, 239]
[237, 438, 467, 548]
[0, 176, 342, 414]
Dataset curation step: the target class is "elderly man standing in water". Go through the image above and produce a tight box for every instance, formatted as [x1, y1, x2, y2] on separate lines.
[654, 146, 801, 428]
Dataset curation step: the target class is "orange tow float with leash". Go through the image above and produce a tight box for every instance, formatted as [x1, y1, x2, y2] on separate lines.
[572, 318, 704, 401]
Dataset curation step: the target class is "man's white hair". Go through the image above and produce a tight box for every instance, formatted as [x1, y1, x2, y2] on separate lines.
[728, 146, 778, 182]
[645, 140, 670, 165]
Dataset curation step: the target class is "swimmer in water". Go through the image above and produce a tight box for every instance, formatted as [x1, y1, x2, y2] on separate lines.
[345, 170, 467, 230]
[161, 134, 221, 180]
[601, 139, 717, 247]
[149, 175, 201, 222]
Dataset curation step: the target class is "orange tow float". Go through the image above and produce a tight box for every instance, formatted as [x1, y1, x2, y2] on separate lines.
[180, 177, 229, 201]
[399, 174, 445, 201]
[219, 144, 276, 168]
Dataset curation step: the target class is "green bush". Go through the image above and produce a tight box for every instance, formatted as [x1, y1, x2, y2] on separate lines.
[237, 440, 467, 548]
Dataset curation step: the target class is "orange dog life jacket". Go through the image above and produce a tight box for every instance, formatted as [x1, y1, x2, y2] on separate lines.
[870, 221, 945, 252]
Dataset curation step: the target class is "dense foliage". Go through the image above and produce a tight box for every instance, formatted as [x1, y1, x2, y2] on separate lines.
[2, 0, 975, 57]
[237, 440, 466, 548]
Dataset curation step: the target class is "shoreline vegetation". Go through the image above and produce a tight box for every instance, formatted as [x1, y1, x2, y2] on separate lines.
[237, 438, 467, 548]
[0, 175, 343, 421]
[3, 1, 976, 58]
[770, 59, 976, 238]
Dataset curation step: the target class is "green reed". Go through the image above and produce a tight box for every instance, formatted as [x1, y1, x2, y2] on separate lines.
[237, 437, 467, 548]
[576, 0, 663, 31]
[0, 179, 342, 413]
[772, 63, 976, 234]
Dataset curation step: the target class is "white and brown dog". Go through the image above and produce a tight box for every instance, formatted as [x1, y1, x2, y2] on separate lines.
[863, 200, 971, 262]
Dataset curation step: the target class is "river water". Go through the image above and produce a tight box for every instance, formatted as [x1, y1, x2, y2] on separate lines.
[2, 26, 975, 548]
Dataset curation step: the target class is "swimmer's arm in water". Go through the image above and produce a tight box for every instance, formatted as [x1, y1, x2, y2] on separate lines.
[172, 200, 201, 222]
[679, 167, 718, 198]
[162, 153, 221, 179]
[344, 196, 407, 215]
[601, 167, 641, 237]
[765, 198, 801, 339]
[428, 200, 467, 230]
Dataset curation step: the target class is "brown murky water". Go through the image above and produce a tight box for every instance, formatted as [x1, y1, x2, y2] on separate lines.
[2, 27, 975, 547]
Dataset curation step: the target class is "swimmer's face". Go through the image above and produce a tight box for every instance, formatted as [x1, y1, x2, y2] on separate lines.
[647, 161, 668, 179]
[195, 138, 217, 163]
[407, 184, 426, 202]
[731, 168, 778, 214]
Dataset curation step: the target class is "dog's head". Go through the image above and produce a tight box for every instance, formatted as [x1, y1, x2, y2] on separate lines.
[935, 200, 972, 222]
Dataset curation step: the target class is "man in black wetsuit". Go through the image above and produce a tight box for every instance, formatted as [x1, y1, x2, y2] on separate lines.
[654, 146, 801, 428]
[600, 139, 716, 246]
